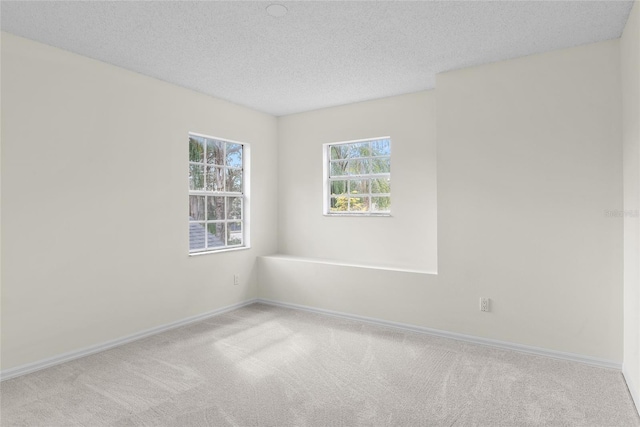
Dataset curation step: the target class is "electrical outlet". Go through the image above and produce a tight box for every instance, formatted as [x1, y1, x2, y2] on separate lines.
[233, 274, 240, 286]
[480, 297, 490, 312]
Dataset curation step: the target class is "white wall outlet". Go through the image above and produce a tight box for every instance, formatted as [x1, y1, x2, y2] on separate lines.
[233, 274, 240, 286]
[480, 297, 490, 312]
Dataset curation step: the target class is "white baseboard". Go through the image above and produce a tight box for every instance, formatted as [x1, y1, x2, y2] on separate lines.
[0, 298, 257, 381]
[257, 298, 622, 370]
[623, 365, 640, 417]
[2, 297, 623, 382]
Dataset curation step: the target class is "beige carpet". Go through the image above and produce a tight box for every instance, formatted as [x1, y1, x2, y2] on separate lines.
[1, 303, 639, 426]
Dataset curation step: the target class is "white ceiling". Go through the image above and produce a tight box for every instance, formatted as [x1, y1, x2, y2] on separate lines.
[0, 1, 634, 116]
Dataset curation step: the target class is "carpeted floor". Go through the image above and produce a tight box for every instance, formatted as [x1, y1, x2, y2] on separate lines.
[1, 303, 639, 426]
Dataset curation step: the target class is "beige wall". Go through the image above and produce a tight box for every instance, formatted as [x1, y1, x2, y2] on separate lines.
[277, 91, 437, 272]
[0, 22, 631, 377]
[0, 33, 278, 370]
[622, 0, 640, 412]
[261, 39, 624, 362]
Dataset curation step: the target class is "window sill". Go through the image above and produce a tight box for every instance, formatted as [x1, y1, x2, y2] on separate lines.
[260, 254, 436, 275]
[189, 246, 251, 257]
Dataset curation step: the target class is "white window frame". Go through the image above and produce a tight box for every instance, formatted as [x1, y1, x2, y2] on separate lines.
[323, 136, 391, 216]
[188, 132, 251, 255]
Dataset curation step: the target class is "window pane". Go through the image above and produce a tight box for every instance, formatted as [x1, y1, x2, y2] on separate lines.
[348, 142, 370, 158]
[348, 179, 369, 194]
[189, 135, 247, 252]
[189, 137, 205, 162]
[189, 222, 206, 251]
[189, 165, 205, 190]
[227, 197, 242, 220]
[207, 196, 225, 220]
[372, 196, 391, 212]
[226, 168, 242, 193]
[371, 178, 391, 194]
[348, 196, 369, 212]
[371, 139, 390, 156]
[206, 223, 225, 248]
[226, 143, 242, 168]
[372, 157, 390, 174]
[206, 139, 224, 165]
[227, 222, 242, 246]
[206, 166, 224, 191]
[189, 196, 205, 220]
[330, 180, 347, 196]
[330, 145, 348, 160]
[326, 138, 391, 216]
[347, 159, 370, 175]
[330, 161, 347, 177]
[330, 196, 347, 212]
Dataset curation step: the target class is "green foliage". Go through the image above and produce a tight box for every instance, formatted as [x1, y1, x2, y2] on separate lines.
[189, 165, 204, 190]
[330, 192, 367, 212]
[189, 138, 204, 162]
[372, 196, 391, 211]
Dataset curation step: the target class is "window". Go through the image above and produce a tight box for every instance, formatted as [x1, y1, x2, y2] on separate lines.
[323, 137, 391, 215]
[188, 133, 247, 253]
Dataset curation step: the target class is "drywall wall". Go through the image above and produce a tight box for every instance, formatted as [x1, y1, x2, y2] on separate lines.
[437, 39, 623, 361]
[0, 33, 278, 371]
[622, 0, 640, 412]
[277, 91, 437, 272]
[261, 39, 624, 362]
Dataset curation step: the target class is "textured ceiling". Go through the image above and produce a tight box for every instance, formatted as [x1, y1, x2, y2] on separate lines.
[0, 1, 634, 116]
